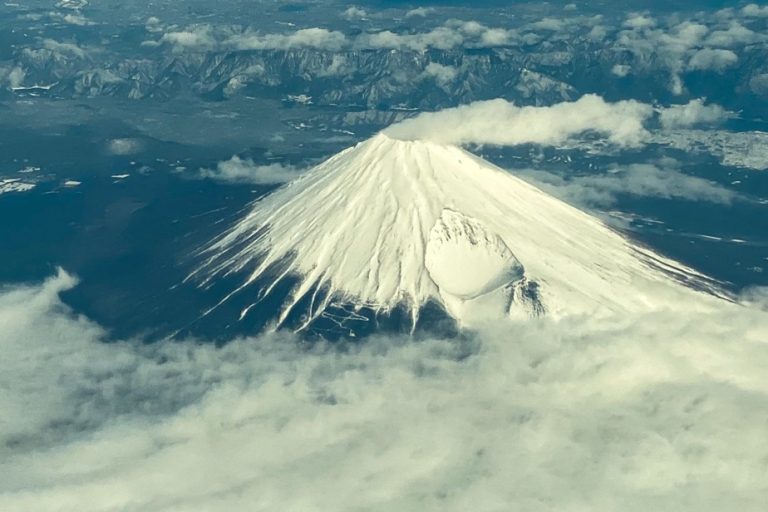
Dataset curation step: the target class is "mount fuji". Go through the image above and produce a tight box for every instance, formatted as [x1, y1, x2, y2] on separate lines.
[191, 133, 727, 336]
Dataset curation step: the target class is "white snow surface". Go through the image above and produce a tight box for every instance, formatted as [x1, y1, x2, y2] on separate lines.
[198, 134, 724, 328]
[0, 178, 35, 195]
[425, 209, 524, 300]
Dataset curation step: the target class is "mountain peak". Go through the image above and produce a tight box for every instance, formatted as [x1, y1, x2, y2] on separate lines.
[346, 131, 454, 162]
[193, 134, 724, 334]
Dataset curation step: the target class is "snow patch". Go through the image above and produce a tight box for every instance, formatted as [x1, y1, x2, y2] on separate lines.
[425, 209, 523, 300]
[0, 178, 35, 195]
[425, 209, 528, 325]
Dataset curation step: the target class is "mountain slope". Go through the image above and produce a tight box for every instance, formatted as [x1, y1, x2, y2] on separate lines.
[193, 133, 725, 331]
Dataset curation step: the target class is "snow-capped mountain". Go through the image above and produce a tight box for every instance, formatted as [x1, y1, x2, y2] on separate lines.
[192, 133, 726, 334]
[8, 44, 768, 117]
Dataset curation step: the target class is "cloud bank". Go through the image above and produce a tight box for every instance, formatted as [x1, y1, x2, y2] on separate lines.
[1, 272, 767, 511]
[385, 95, 654, 147]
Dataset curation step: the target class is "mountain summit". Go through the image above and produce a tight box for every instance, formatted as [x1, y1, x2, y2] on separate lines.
[194, 133, 724, 334]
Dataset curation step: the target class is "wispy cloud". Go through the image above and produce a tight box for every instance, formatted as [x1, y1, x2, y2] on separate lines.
[520, 161, 737, 209]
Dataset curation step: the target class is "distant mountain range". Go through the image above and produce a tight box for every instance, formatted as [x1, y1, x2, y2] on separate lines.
[7, 43, 768, 118]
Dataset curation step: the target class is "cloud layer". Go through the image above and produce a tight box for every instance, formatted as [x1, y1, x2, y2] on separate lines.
[1, 272, 767, 511]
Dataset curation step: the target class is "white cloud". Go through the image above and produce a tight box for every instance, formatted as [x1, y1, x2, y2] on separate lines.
[160, 26, 216, 50]
[200, 156, 302, 185]
[667, 21, 709, 49]
[0, 271, 767, 510]
[611, 64, 631, 77]
[587, 25, 608, 40]
[145, 16, 163, 33]
[480, 27, 513, 46]
[343, 6, 368, 20]
[749, 73, 768, 95]
[152, 22, 520, 55]
[527, 14, 603, 36]
[40, 38, 88, 59]
[530, 17, 566, 31]
[316, 55, 348, 77]
[422, 62, 458, 86]
[659, 99, 729, 129]
[229, 28, 347, 51]
[47, 11, 93, 26]
[2, 66, 26, 88]
[688, 48, 738, 72]
[624, 14, 656, 29]
[223, 76, 247, 96]
[385, 95, 654, 147]
[107, 138, 142, 155]
[704, 22, 760, 47]
[740, 286, 768, 310]
[8, 67, 26, 88]
[616, 18, 730, 94]
[742, 3, 768, 17]
[354, 22, 515, 51]
[356, 27, 466, 51]
[457, 20, 487, 36]
[405, 7, 434, 18]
